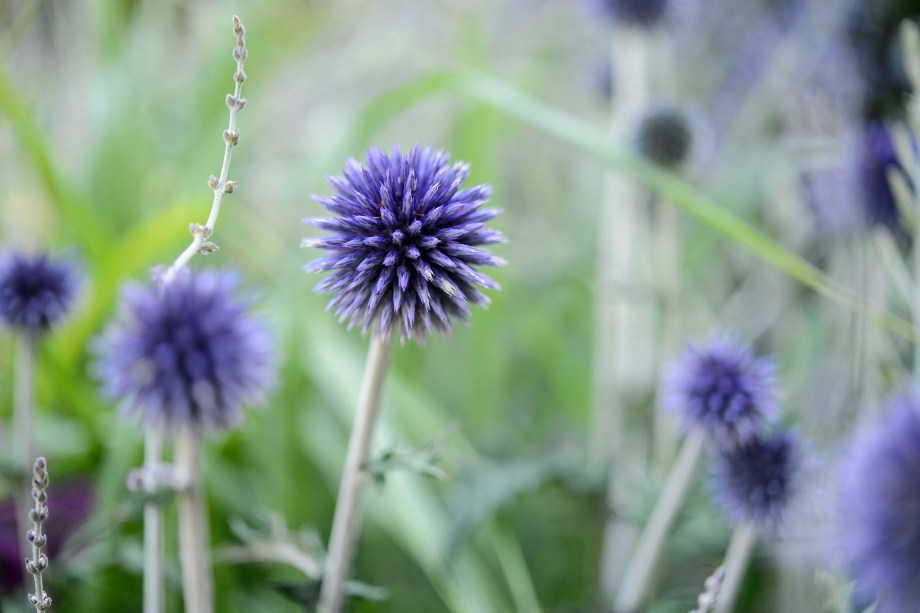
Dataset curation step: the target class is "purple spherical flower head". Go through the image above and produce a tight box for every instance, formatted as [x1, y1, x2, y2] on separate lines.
[303, 144, 505, 342]
[591, 0, 670, 28]
[709, 429, 803, 528]
[664, 338, 778, 447]
[94, 270, 275, 430]
[0, 252, 78, 335]
[839, 393, 920, 613]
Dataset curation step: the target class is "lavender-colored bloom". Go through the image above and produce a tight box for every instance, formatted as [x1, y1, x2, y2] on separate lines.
[709, 429, 802, 527]
[664, 338, 778, 447]
[303, 144, 504, 341]
[857, 122, 908, 235]
[0, 252, 78, 335]
[839, 393, 920, 612]
[591, 0, 670, 28]
[94, 270, 274, 430]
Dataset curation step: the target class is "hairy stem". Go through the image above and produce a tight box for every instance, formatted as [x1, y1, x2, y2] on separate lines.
[614, 427, 706, 613]
[143, 426, 165, 613]
[713, 521, 757, 613]
[318, 334, 394, 613]
[25, 457, 51, 611]
[175, 425, 213, 613]
[13, 333, 35, 577]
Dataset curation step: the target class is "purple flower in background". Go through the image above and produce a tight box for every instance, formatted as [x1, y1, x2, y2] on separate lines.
[839, 392, 920, 613]
[94, 270, 275, 430]
[591, 0, 670, 28]
[709, 429, 803, 527]
[857, 122, 908, 235]
[664, 337, 778, 447]
[303, 144, 504, 342]
[634, 106, 693, 169]
[0, 252, 78, 335]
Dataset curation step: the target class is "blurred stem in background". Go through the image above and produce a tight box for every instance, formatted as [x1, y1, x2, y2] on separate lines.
[318, 334, 394, 613]
[713, 521, 757, 613]
[13, 332, 36, 579]
[142, 426, 164, 613]
[592, 26, 656, 606]
[175, 425, 212, 613]
[901, 21, 920, 382]
[614, 427, 706, 613]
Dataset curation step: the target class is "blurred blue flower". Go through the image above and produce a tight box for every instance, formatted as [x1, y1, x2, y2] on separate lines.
[708, 429, 803, 527]
[304, 144, 504, 342]
[664, 337, 778, 447]
[857, 122, 908, 235]
[634, 106, 693, 169]
[591, 0, 670, 28]
[94, 270, 275, 430]
[0, 252, 79, 336]
[839, 392, 920, 613]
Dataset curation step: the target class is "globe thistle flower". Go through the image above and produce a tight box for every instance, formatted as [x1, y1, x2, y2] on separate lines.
[634, 106, 693, 169]
[303, 144, 504, 342]
[0, 252, 79, 336]
[94, 270, 274, 430]
[839, 392, 920, 612]
[663, 337, 779, 447]
[708, 429, 803, 528]
[591, 0, 670, 28]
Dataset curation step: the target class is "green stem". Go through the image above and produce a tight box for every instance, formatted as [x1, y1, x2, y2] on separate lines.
[614, 428, 706, 613]
[713, 521, 757, 613]
[13, 333, 36, 577]
[318, 334, 394, 613]
[143, 426, 165, 613]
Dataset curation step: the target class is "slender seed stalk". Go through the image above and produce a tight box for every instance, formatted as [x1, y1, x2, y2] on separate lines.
[175, 425, 213, 613]
[713, 521, 757, 613]
[13, 332, 36, 575]
[652, 202, 681, 469]
[143, 426, 165, 613]
[318, 334, 395, 613]
[25, 456, 51, 612]
[615, 427, 707, 613]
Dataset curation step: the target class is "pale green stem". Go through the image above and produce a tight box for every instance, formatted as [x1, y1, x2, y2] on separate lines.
[593, 28, 654, 606]
[175, 424, 213, 613]
[713, 521, 757, 613]
[318, 334, 394, 613]
[614, 428, 707, 613]
[652, 202, 681, 470]
[13, 333, 35, 576]
[490, 525, 545, 613]
[913, 157, 920, 380]
[143, 425, 165, 613]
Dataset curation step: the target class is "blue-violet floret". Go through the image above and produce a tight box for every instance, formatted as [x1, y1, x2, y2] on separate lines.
[0, 252, 79, 335]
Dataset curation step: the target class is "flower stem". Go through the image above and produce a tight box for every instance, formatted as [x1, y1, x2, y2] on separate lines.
[143, 426, 165, 613]
[13, 333, 35, 577]
[318, 334, 394, 613]
[614, 427, 706, 613]
[25, 456, 51, 612]
[162, 15, 248, 284]
[175, 425, 213, 613]
[713, 520, 757, 613]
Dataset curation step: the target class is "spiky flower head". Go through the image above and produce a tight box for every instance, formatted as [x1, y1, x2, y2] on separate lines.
[664, 337, 778, 447]
[303, 144, 504, 342]
[94, 269, 275, 430]
[591, 0, 670, 28]
[0, 252, 79, 336]
[709, 429, 803, 528]
[839, 392, 920, 612]
[634, 106, 693, 169]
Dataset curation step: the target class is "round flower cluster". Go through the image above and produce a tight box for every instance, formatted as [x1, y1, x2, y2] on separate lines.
[0, 252, 79, 336]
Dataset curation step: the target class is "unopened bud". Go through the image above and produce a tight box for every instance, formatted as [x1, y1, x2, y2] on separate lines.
[223, 129, 240, 145]
[208, 175, 219, 190]
[226, 94, 237, 109]
[223, 181, 237, 193]
[234, 69, 247, 84]
[236, 98, 247, 110]
[198, 242, 220, 255]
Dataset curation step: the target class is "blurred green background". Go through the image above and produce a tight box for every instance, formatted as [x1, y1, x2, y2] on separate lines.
[0, 0, 909, 611]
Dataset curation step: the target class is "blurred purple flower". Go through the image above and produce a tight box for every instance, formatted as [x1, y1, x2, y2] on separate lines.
[94, 270, 275, 430]
[839, 392, 920, 613]
[590, 0, 670, 28]
[634, 106, 693, 169]
[0, 480, 93, 593]
[663, 337, 778, 447]
[709, 429, 803, 528]
[0, 252, 79, 336]
[857, 122, 908, 235]
[304, 144, 504, 342]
